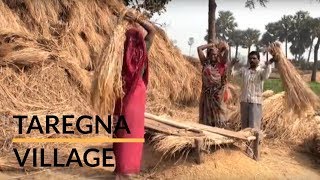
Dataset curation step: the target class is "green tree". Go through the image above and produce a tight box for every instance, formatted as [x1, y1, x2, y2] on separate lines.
[229, 29, 243, 59]
[123, 0, 172, 17]
[216, 11, 238, 41]
[259, 32, 277, 61]
[306, 17, 318, 62]
[265, 15, 293, 58]
[204, 11, 238, 41]
[242, 28, 261, 54]
[204, 10, 238, 58]
[245, 0, 269, 9]
[260, 32, 276, 46]
[311, 18, 320, 82]
[288, 11, 312, 61]
[207, 0, 268, 43]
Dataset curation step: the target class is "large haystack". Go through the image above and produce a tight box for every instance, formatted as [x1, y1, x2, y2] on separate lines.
[0, 0, 201, 157]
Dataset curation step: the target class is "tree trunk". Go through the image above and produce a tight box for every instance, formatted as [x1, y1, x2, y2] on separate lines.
[189, 45, 192, 56]
[285, 38, 288, 58]
[295, 54, 298, 61]
[311, 38, 320, 82]
[308, 36, 315, 63]
[266, 52, 269, 61]
[248, 46, 251, 54]
[229, 45, 232, 60]
[208, 0, 216, 44]
[298, 54, 302, 62]
[235, 45, 239, 59]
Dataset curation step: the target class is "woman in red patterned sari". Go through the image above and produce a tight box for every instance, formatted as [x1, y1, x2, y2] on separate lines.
[197, 41, 230, 128]
[113, 11, 155, 180]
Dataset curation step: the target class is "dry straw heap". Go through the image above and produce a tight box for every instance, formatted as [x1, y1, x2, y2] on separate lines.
[228, 42, 320, 148]
[0, 0, 201, 159]
[268, 42, 320, 115]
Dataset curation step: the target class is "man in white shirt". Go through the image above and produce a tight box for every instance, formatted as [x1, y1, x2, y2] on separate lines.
[231, 51, 275, 157]
[231, 51, 274, 131]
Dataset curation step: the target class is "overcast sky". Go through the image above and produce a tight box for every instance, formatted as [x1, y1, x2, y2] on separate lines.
[151, 0, 320, 61]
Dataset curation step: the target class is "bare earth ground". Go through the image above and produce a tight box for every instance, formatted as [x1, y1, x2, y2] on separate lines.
[0, 141, 319, 179]
[0, 106, 319, 179]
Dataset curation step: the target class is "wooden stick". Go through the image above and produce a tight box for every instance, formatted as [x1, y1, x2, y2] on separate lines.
[195, 138, 204, 164]
[253, 130, 262, 161]
[145, 118, 204, 137]
[186, 122, 256, 141]
[145, 113, 203, 134]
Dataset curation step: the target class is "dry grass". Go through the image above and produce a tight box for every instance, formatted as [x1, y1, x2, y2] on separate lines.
[268, 42, 320, 115]
[0, 0, 201, 164]
[91, 21, 127, 116]
[1, 0, 318, 177]
[229, 92, 318, 144]
[149, 134, 194, 159]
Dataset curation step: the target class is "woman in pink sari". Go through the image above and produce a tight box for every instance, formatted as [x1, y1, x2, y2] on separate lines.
[113, 12, 155, 180]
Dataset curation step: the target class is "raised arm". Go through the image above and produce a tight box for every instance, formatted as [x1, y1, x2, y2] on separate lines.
[136, 18, 156, 44]
[124, 10, 156, 45]
[260, 60, 273, 80]
[219, 43, 230, 64]
[197, 44, 213, 65]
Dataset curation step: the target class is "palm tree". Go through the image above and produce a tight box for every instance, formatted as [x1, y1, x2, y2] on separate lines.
[245, 0, 268, 9]
[280, 15, 293, 58]
[229, 29, 243, 59]
[188, 37, 195, 56]
[215, 11, 237, 59]
[208, 0, 217, 43]
[306, 17, 318, 63]
[265, 15, 293, 58]
[260, 32, 277, 61]
[215, 11, 238, 41]
[207, 0, 268, 43]
[204, 11, 237, 42]
[242, 28, 261, 54]
[288, 11, 312, 61]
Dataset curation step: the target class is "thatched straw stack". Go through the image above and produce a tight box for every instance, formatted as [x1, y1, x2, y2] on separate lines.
[147, 32, 201, 112]
[0, 0, 201, 160]
[268, 42, 320, 115]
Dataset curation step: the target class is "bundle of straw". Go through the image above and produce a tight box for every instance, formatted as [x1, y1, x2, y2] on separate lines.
[268, 42, 320, 115]
[150, 134, 194, 158]
[90, 14, 128, 116]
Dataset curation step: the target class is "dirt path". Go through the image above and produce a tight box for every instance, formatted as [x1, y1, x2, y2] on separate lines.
[1, 142, 319, 179]
[143, 144, 320, 179]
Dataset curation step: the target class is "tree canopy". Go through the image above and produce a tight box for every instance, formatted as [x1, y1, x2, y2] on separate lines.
[123, 0, 172, 17]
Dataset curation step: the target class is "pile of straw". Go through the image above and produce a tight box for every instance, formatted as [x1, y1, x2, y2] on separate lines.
[268, 42, 320, 115]
[149, 134, 194, 159]
[0, 0, 201, 159]
[228, 92, 318, 144]
[91, 17, 127, 116]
